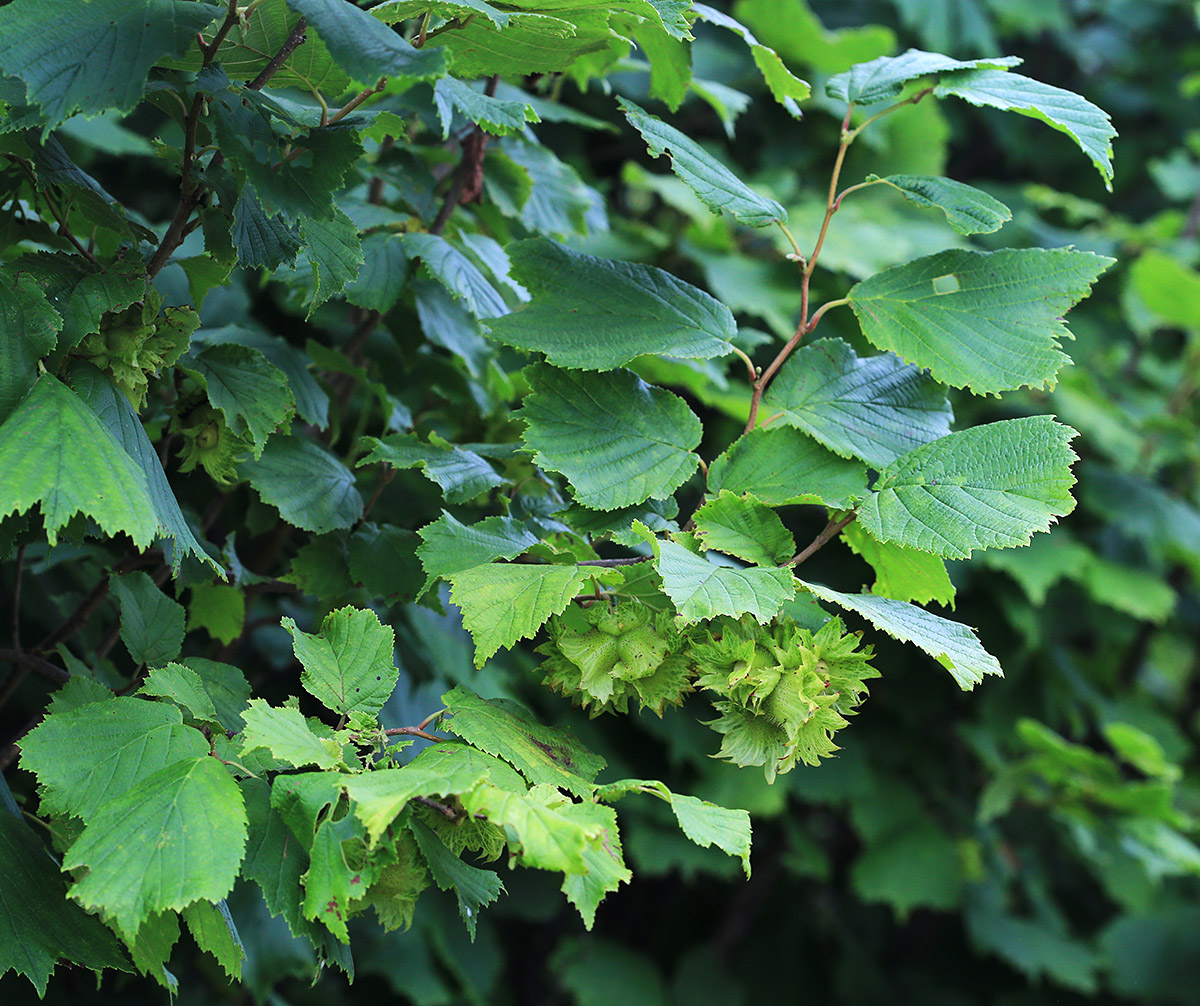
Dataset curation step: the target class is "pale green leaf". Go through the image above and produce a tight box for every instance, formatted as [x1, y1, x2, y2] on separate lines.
[693, 4, 810, 115]
[357, 433, 504, 503]
[403, 233, 507, 319]
[1081, 557, 1177, 624]
[693, 490, 796, 566]
[857, 417, 1078, 559]
[558, 802, 630, 928]
[0, 810, 130, 996]
[619, 98, 786, 227]
[648, 535, 794, 624]
[457, 783, 596, 875]
[870, 174, 1011, 235]
[64, 756, 248, 941]
[242, 435, 364, 533]
[670, 793, 752, 878]
[851, 821, 963, 915]
[182, 901, 244, 981]
[411, 820, 505, 939]
[416, 512, 538, 592]
[847, 248, 1113, 394]
[1128, 250, 1200, 331]
[139, 663, 220, 724]
[19, 698, 206, 821]
[825, 48, 1020, 104]
[707, 426, 869, 508]
[241, 699, 344, 770]
[186, 582, 245, 645]
[0, 0, 221, 131]
[283, 0, 446, 82]
[182, 658, 252, 733]
[110, 571, 186, 667]
[372, 0, 510, 28]
[519, 365, 701, 510]
[936, 68, 1116, 190]
[0, 375, 158, 547]
[800, 579, 1002, 689]
[761, 338, 953, 468]
[442, 686, 606, 797]
[448, 563, 592, 666]
[282, 605, 398, 717]
[438, 11, 611, 77]
[180, 344, 295, 456]
[842, 521, 955, 607]
[484, 238, 735, 368]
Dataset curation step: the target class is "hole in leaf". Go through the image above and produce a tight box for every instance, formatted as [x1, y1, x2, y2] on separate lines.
[932, 274, 960, 295]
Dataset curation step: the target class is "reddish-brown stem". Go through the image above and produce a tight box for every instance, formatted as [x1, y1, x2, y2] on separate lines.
[789, 511, 858, 567]
[384, 726, 443, 742]
[413, 795, 457, 819]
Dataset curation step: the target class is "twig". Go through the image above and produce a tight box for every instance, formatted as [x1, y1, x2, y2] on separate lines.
[413, 795, 457, 819]
[11, 545, 24, 652]
[577, 557, 652, 567]
[247, 19, 308, 89]
[416, 708, 445, 731]
[358, 464, 395, 525]
[12, 160, 97, 264]
[35, 552, 159, 653]
[327, 79, 387, 126]
[384, 725, 443, 741]
[789, 511, 858, 567]
[0, 651, 68, 685]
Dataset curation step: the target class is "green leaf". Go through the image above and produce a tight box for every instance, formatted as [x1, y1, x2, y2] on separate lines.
[851, 821, 963, 916]
[17, 252, 144, 355]
[484, 238, 735, 369]
[456, 784, 596, 875]
[761, 339, 952, 468]
[432, 76, 538, 137]
[69, 364, 218, 573]
[64, 756, 248, 941]
[935, 68, 1117, 190]
[402, 233, 507, 319]
[183, 658, 252, 733]
[644, 532, 795, 624]
[345, 233, 410, 313]
[283, 0, 446, 82]
[870, 174, 1011, 235]
[619, 98, 787, 227]
[707, 426, 869, 508]
[110, 571, 186, 667]
[800, 579, 1002, 689]
[231, 184, 302, 269]
[693, 490, 796, 566]
[0, 269, 60, 423]
[242, 434, 364, 533]
[693, 4, 810, 115]
[442, 686, 606, 797]
[186, 581, 245, 645]
[857, 417, 1078, 559]
[180, 344, 295, 456]
[842, 521, 955, 607]
[296, 209, 364, 313]
[344, 743, 500, 846]
[182, 901, 244, 981]
[357, 433, 504, 503]
[847, 248, 1112, 394]
[825, 48, 1021, 104]
[347, 523, 423, 601]
[669, 793, 752, 878]
[496, 138, 598, 238]
[634, 24, 691, 111]
[0, 0, 221, 132]
[282, 605, 398, 717]
[299, 808, 396, 941]
[519, 365, 701, 510]
[1128, 250, 1200, 330]
[0, 374, 158, 547]
[19, 698, 207, 821]
[411, 820, 505, 939]
[240, 778, 313, 940]
[139, 663, 220, 724]
[0, 810, 130, 995]
[438, 11, 611, 77]
[448, 563, 593, 666]
[416, 512, 539, 593]
[241, 699, 344, 770]
[558, 802, 630, 928]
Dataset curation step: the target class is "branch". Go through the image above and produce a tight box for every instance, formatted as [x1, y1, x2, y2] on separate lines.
[789, 511, 857, 567]
[577, 557, 652, 567]
[35, 551, 159, 653]
[11, 544, 24, 651]
[384, 725, 443, 742]
[413, 795, 457, 819]
[0, 651, 70, 686]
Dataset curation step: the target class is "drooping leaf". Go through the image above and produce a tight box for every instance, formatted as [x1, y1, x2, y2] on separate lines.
[693, 4, 810, 115]
[345, 233, 410, 313]
[239, 778, 313, 940]
[241, 699, 344, 770]
[231, 184, 302, 269]
[283, 0, 446, 82]
[519, 365, 701, 511]
[670, 793, 752, 878]
[558, 802, 630, 928]
[448, 563, 593, 666]
[707, 426, 869, 508]
[847, 248, 1113, 394]
[282, 605, 398, 717]
[693, 490, 796, 566]
[842, 521, 955, 607]
[442, 686, 606, 797]
[416, 512, 539, 593]
[456, 783, 596, 875]
[497, 138, 599, 238]
[870, 174, 1011, 235]
[936, 68, 1117, 190]
[825, 48, 1021, 104]
[619, 98, 787, 227]
[484, 238, 735, 368]
[857, 416, 1078, 559]
[402, 233, 508, 319]
[139, 663, 220, 724]
[242, 435, 364, 533]
[0, 809, 130, 996]
[110, 571, 186, 668]
[411, 820, 504, 939]
[357, 433, 504, 503]
[800, 579, 1002, 689]
[0, 0, 221, 131]
[432, 76, 538, 137]
[0, 269, 60, 423]
[296, 208, 364, 313]
[182, 658, 252, 733]
[182, 901, 245, 981]
[19, 697, 206, 821]
[0, 375, 158, 547]
[64, 756, 248, 941]
[179, 343, 295, 456]
[762, 338, 953, 468]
